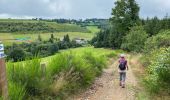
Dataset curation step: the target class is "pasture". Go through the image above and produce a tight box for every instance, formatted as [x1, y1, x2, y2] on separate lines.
[0, 26, 99, 45]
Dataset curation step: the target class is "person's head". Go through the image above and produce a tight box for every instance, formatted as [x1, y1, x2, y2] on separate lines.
[120, 54, 125, 58]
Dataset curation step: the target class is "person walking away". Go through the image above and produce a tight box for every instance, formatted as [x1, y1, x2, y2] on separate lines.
[118, 54, 128, 88]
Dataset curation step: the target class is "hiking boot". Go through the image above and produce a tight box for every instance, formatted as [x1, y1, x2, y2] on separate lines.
[122, 85, 125, 88]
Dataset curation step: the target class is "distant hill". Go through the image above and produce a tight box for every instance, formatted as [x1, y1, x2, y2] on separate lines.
[0, 19, 90, 33]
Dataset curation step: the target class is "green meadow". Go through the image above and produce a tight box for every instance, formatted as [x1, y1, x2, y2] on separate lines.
[0, 26, 99, 46]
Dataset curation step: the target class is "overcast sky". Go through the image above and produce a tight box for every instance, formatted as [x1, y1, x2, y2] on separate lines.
[0, 0, 169, 19]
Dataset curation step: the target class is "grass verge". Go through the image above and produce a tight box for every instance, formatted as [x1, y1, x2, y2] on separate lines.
[6, 47, 118, 99]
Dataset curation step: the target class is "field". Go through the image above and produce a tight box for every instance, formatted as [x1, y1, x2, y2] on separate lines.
[0, 19, 101, 45]
[0, 19, 89, 33]
[0, 32, 94, 45]
[0, 26, 99, 45]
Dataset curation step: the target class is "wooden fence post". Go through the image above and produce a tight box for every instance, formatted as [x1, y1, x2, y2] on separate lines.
[0, 42, 8, 100]
[41, 63, 46, 78]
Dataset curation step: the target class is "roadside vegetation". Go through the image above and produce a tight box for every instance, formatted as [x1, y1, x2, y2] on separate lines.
[6, 47, 119, 99]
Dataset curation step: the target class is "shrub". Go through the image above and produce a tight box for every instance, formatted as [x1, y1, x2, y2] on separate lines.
[8, 46, 26, 62]
[144, 47, 170, 93]
[121, 26, 148, 52]
[144, 30, 170, 53]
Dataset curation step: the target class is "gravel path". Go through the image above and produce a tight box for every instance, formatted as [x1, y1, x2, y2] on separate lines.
[72, 56, 138, 100]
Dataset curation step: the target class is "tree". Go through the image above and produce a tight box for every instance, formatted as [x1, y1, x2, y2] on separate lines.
[9, 45, 26, 62]
[49, 33, 55, 43]
[38, 34, 42, 41]
[63, 34, 70, 43]
[110, 0, 140, 48]
[121, 26, 148, 52]
[48, 43, 59, 55]
[144, 17, 161, 36]
[91, 29, 110, 48]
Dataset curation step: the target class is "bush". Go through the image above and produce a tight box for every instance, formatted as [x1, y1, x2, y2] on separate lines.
[121, 26, 148, 52]
[8, 46, 26, 62]
[144, 47, 170, 93]
[144, 30, 170, 53]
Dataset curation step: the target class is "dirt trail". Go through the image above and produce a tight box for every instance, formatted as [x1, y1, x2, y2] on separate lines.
[72, 55, 139, 100]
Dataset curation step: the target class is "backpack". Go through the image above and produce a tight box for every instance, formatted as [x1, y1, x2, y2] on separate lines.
[119, 60, 127, 70]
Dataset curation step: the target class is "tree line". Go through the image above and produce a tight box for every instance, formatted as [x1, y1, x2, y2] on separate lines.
[91, 0, 170, 52]
[39, 18, 109, 29]
[0, 21, 89, 33]
[5, 34, 84, 62]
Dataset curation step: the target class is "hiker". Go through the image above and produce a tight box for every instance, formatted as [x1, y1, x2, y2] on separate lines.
[118, 54, 128, 88]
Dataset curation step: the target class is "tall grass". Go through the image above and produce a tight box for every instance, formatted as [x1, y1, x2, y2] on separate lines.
[8, 82, 26, 100]
[7, 58, 51, 99]
[6, 47, 117, 99]
[46, 50, 108, 98]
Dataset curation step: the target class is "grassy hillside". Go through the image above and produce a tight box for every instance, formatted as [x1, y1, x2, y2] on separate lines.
[6, 47, 121, 99]
[42, 47, 120, 62]
[86, 26, 100, 33]
[0, 19, 100, 45]
[0, 19, 89, 33]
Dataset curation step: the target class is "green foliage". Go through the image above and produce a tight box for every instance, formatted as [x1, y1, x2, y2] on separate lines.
[144, 30, 170, 53]
[82, 51, 107, 76]
[6, 47, 117, 99]
[143, 16, 170, 36]
[110, 0, 140, 48]
[92, 29, 110, 48]
[48, 43, 59, 55]
[8, 82, 26, 100]
[5, 34, 85, 61]
[8, 44, 26, 62]
[49, 33, 55, 43]
[0, 20, 89, 33]
[38, 34, 42, 41]
[63, 34, 70, 43]
[47, 51, 107, 84]
[144, 17, 161, 36]
[144, 48, 170, 93]
[92, 0, 140, 49]
[121, 26, 148, 52]
[7, 59, 51, 96]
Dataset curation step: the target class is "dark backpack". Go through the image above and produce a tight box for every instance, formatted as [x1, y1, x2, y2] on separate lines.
[119, 61, 127, 70]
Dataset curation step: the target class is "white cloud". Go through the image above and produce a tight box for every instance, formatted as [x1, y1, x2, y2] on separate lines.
[0, 0, 169, 19]
[49, 0, 71, 16]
